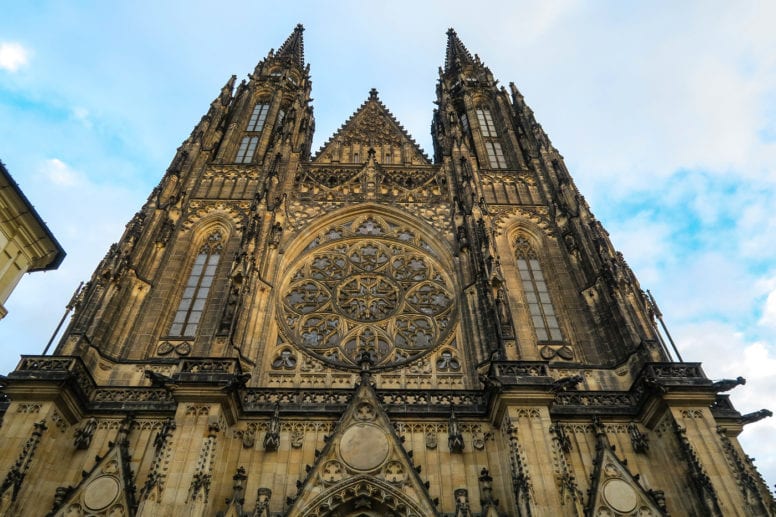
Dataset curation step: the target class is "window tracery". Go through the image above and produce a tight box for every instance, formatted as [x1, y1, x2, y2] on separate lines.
[169, 231, 223, 337]
[246, 103, 270, 132]
[278, 216, 456, 370]
[476, 108, 498, 137]
[235, 136, 258, 163]
[514, 237, 562, 342]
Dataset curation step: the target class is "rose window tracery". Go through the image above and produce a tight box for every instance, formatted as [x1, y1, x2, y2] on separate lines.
[278, 216, 456, 370]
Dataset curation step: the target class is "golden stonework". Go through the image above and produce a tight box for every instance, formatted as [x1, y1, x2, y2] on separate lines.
[278, 216, 456, 370]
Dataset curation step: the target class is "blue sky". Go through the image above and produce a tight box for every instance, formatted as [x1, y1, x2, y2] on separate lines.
[2, 0, 775, 491]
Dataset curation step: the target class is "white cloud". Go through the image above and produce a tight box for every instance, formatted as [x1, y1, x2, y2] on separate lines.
[606, 212, 672, 285]
[520, 3, 776, 195]
[758, 278, 776, 328]
[71, 106, 92, 128]
[0, 0, 775, 490]
[678, 322, 776, 486]
[0, 42, 30, 72]
[41, 158, 82, 187]
[738, 195, 776, 259]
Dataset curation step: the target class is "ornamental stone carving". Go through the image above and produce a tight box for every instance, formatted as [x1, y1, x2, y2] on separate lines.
[278, 216, 456, 370]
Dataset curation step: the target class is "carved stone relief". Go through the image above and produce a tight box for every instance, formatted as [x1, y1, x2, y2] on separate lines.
[491, 206, 554, 237]
[180, 200, 248, 230]
[278, 215, 457, 370]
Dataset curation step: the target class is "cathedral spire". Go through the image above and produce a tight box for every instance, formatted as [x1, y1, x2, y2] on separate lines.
[275, 23, 305, 68]
[2, 27, 770, 517]
[444, 27, 474, 74]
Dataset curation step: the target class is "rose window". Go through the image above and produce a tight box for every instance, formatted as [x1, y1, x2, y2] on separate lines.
[278, 218, 456, 369]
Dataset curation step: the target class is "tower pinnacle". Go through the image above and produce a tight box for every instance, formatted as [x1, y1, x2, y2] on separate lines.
[2, 26, 769, 517]
[444, 27, 474, 74]
[276, 23, 305, 68]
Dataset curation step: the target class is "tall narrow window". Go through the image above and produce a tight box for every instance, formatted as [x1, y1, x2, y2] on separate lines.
[515, 238, 562, 342]
[353, 152, 360, 164]
[169, 231, 223, 337]
[246, 103, 270, 131]
[235, 136, 258, 163]
[460, 113, 470, 134]
[485, 142, 507, 169]
[476, 108, 498, 137]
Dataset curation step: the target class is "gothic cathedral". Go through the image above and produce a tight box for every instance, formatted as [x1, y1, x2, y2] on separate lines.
[0, 25, 773, 517]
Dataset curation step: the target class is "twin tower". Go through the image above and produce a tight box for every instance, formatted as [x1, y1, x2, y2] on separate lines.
[1, 25, 772, 516]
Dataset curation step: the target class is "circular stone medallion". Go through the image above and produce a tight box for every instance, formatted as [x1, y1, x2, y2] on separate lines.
[83, 476, 120, 511]
[602, 478, 639, 513]
[340, 423, 390, 471]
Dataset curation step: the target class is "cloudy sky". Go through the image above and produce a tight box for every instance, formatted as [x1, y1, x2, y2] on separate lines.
[1, 0, 774, 491]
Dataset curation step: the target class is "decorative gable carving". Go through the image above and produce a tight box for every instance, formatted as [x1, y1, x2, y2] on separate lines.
[50, 418, 137, 517]
[586, 423, 666, 517]
[287, 371, 439, 516]
[313, 89, 430, 166]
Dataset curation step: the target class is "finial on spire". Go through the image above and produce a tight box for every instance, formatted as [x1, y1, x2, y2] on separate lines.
[358, 350, 374, 384]
[369, 88, 379, 100]
[216, 74, 237, 106]
[276, 23, 306, 68]
[444, 27, 475, 74]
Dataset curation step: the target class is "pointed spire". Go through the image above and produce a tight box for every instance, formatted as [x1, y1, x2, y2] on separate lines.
[445, 28, 474, 74]
[215, 74, 236, 107]
[276, 23, 305, 68]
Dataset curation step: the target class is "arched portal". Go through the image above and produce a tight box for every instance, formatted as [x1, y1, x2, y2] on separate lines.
[295, 476, 434, 517]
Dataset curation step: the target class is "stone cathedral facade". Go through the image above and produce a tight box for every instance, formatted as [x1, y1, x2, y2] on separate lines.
[0, 25, 773, 517]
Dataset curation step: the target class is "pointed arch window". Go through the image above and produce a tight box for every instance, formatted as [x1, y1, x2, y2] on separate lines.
[235, 136, 258, 163]
[515, 237, 562, 342]
[460, 113, 470, 134]
[476, 108, 498, 137]
[246, 103, 270, 131]
[169, 231, 224, 337]
[485, 142, 507, 169]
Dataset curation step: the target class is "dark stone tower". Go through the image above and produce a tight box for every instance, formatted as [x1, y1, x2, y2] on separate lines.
[0, 26, 772, 517]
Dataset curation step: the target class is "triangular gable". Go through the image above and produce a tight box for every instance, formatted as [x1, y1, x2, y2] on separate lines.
[52, 419, 137, 516]
[586, 426, 666, 517]
[287, 372, 439, 516]
[313, 89, 430, 165]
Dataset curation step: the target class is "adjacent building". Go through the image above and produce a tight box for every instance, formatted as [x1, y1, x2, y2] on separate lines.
[0, 161, 65, 320]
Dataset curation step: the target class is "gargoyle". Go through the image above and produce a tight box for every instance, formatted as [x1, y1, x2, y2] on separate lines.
[221, 373, 252, 391]
[552, 374, 583, 393]
[642, 375, 667, 394]
[740, 409, 772, 425]
[478, 373, 502, 392]
[712, 376, 746, 392]
[144, 369, 174, 387]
